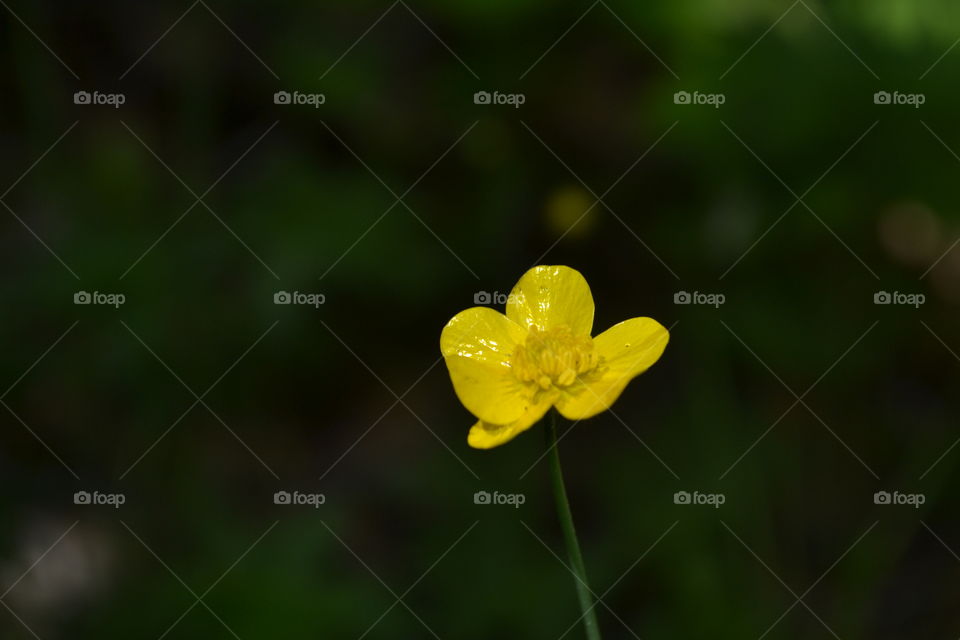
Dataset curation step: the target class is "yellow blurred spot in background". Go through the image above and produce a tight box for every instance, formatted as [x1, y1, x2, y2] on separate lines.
[544, 186, 598, 240]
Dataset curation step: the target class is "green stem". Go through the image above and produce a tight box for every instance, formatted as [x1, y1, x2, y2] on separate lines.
[547, 411, 602, 640]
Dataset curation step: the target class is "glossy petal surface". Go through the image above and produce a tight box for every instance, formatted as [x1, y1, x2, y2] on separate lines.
[467, 393, 555, 449]
[557, 317, 669, 420]
[440, 307, 529, 424]
[506, 266, 594, 336]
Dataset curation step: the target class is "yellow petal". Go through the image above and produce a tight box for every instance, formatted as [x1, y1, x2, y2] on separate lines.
[506, 265, 594, 336]
[557, 317, 669, 420]
[467, 394, 555, 449]
[441, 307, 529, 424]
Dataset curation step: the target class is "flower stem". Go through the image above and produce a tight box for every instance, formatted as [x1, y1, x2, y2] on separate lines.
[547, 411, 602, 640]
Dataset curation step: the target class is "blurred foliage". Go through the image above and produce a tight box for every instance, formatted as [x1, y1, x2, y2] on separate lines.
[1, 0, 960, 638]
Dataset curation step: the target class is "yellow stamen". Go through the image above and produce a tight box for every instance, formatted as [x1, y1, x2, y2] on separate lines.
[512, 326, 600, 390]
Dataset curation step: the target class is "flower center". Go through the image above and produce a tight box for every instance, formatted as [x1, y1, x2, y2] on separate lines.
[512, 325, 599, 390]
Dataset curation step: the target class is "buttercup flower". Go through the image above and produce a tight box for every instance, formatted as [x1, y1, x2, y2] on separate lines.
[441, 265, 669, 449]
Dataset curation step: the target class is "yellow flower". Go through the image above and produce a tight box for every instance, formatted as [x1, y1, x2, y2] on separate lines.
[441, 265, 669, 449]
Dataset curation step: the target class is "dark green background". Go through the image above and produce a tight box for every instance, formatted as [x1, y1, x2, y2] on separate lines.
[1, 1, 959, 638]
